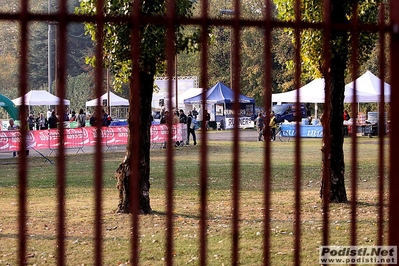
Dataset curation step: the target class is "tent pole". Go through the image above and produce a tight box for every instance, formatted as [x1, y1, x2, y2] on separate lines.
[107, 68, 111, 116]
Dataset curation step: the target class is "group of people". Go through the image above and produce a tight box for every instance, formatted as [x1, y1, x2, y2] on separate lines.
[158, 107, 199, 146]
[255, 111, 278, 142]
[87, 109, 112, 127]
[14, 108, 112, 131]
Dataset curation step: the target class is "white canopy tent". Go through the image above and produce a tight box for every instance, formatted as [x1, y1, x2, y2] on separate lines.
[151, 88, 203, 110]
[176, 88, 203, 110]
[85, 92, 129, 107]
[272, 78, 379, 104]
[12, 90, 70, 106]
[272, 77, 381, 118]
[272, 78, 326, 103]
[345, 70, 391, 102]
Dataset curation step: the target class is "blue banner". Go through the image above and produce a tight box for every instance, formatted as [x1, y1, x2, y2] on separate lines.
[280, 124, 323, 138]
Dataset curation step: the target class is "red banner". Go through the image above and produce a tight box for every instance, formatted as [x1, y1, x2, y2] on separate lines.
[0, 124, 186, 152]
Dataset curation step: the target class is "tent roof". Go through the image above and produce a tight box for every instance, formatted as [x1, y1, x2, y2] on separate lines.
[12, 90, 70, 106]
[0, 94, 19, 120]
[272, 78, 326, 103]
[183, 82, 255, 104]
[272, 76, 385, 103]
[179, 88, 203, 102]
[85, 92, 129, 107]
[345, 70, 390, 102]
[164, 88, 204, 108]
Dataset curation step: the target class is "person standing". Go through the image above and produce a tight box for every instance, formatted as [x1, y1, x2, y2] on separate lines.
[77, 109, 86, 128]
[172, 110, 180, 125]
[343, 110, 351, 136]
[69, 111, 77, 122]
[255, 113, 264, 141]
[172, 111, 181, 146]
[178, 110, 187, 146]
[101, 109, 112, 126]
[160, 110, 169, 125]
[27, 113, 35, 130]
[343, 110, 351, 121]
[205, 109, 211, 130]
[8, 118, 20, 157]
[160, 110, 170, 148]
[269, 111, 277, 141]
[48, 111, 58, 129]
[63, 109, 70, 122]
[47, 109, 52, 119]
[37, 113, 48, 130]
[90, 112, 97, 127]
[186, 110, 197, 145]
[192, 107, 198, 119]
[179, 109, 187, 124]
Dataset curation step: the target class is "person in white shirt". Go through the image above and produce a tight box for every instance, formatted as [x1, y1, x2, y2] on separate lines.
[47, 109, 52, 119]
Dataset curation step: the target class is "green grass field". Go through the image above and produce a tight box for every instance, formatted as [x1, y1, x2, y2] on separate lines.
[0, 137, 389, 265]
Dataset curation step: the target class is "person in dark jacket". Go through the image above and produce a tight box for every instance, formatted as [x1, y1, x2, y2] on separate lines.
[28, 113, 35, 130]
[186, 111, 197, 145]
[90, 112, 97, 127]
[179, 109, 187, 124]
[101, 109, 112, 126]
[48, 111, 58, 129]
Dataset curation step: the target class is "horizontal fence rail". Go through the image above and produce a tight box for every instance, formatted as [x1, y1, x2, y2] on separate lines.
[0, 0, 397, 265]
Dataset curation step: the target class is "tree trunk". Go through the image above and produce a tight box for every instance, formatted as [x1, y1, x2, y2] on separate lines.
[115, 70, 155, 214]
[320, 0, 348, 203]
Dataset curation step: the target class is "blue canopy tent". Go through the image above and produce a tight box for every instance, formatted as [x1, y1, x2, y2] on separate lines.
[183, 81, 255, 104]
[184, 82, 255, 129]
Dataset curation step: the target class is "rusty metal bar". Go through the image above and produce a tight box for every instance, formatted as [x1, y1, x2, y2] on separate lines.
[349, 2, 359, 249]
[377, 3, 386, 247]
[321, 0, 332, 253]
[56, 0, 69, 265]
[93, 0, 105, 265]
[262, 1, 272, 265]
[231, 0, 241, 264]
[17, 0, 29, 265]
[165, 0, 177, 265]
[293, 0, 302, 264]
[129, 0, 141, 265]
[389, 0, 399, 247]
[199, 1, 210, 265]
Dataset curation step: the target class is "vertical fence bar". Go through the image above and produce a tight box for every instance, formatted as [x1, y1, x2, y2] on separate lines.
[377, 3, 386, 247]
[389, 0, 399, 247]
[56, 0, 68, 264]
[349, 3, 359, 249]
[199, 0, 210, 265]
[165, 0, 176, 265]
[262, 0, 272, 264]
[17, 1, 29, 265]
[293, 0, 302, 264]
[231, 0, 241, 264]
[321, 0, 332, 256]
[130, 0, 141, 264]
[94, 0, 105, 264]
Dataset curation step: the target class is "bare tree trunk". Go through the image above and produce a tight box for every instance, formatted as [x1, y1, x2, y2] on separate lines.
[320, 0, 348, 203]
[321, 70, 348, 202]
[115, 70, 154, 214]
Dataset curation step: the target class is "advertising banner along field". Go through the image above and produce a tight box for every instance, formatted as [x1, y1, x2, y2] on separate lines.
[0, 124, 186, 153]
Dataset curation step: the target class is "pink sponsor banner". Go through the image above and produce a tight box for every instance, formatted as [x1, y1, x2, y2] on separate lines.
[0, 130, 21, 152]
[151, 124, 185, 143]
[0, 125, 185, 152]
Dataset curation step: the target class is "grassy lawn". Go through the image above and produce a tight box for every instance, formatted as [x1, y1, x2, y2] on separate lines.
[0, 136, 389, 265]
